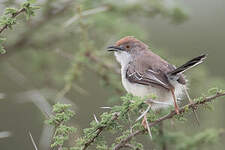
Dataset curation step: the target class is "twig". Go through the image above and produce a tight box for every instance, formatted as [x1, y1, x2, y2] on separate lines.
[0, 8, 26, 34]
[113, 130, 145, 150]
[113, 92, 225, 150]
[93, 114, 99, 123]
[82, 112, 120, 150]
[1, 0, 73, 59]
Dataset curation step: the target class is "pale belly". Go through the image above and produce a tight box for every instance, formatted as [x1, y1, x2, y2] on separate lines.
[121, 72, 184, 110]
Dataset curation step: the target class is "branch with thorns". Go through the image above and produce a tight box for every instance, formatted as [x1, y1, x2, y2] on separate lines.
[75, 91, 225, 150]
[0, 8, 26, 34]
[113, 91, 225, 150]
[82, 112, 120, 150]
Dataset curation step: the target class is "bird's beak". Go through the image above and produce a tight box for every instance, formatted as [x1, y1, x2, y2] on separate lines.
[107, 46, 124, 52]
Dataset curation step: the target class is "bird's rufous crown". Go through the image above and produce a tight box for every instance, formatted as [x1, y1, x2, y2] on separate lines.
[115, 36, 141, 46]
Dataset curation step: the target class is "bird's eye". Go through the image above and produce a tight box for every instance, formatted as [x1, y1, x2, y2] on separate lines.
[126, 45, 130, 49]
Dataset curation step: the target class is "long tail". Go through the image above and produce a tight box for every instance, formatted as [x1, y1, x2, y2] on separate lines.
[168, 54, 207, 76]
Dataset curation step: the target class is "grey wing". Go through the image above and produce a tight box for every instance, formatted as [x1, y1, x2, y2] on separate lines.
[126, 64, 172, 90]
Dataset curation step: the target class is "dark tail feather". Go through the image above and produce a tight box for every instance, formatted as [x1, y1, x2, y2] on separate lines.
[168, 54, 207, 76]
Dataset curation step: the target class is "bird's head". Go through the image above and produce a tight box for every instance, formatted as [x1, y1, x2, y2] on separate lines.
[107, 36, 148, 66]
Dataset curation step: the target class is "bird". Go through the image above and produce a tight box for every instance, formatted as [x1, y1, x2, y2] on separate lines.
[107, 36, 206, 114]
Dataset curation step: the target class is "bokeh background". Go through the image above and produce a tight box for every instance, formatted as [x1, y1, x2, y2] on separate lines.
[0, 0, 225, 149]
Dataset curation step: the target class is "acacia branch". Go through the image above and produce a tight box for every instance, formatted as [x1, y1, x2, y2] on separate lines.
[113, 91, 225, 150]
[1, 0, 73, 59]
[82, 112, 120, 150]
[0, 8, 26, 34]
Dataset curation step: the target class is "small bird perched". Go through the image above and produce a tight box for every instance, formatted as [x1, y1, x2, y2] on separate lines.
[107, 36, 206, 114]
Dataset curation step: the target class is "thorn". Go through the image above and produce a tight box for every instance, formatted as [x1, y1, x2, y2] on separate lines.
[183, 86, 200, 126]
[127, 113, 133, 134]
[28, 131, 38, 150]
[145, 99, 172, 105]
[130, 125, 134, 134]
[142, 115, 152, 139]
[193, 110, 200, 126]
[136, 105, 151, 122]
[93, 114, 99, 123]
[100, 106, 112, 109]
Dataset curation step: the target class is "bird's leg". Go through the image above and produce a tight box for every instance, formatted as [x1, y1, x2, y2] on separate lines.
[183, 86, 200, 126]
[171, 89, 180, 114]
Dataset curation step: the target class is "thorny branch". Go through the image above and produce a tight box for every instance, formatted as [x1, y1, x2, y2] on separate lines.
[113, 92, 225, 150]
[82, 112, 120, 150]
[1, 0, 73, 59]
[79, 92, 225, 150]
[0, 8, 26, 34]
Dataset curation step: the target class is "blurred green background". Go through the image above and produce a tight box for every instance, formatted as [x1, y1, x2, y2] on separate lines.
[0, 0, 225, 149]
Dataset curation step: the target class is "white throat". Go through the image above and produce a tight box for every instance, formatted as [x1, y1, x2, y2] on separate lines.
[114, 51, 132, 68]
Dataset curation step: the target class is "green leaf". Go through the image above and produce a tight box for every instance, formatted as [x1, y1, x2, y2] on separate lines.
[208, 87, 219, 95]
[46, 103, 76, 149]
[0, 38, 6, 54]
[0, 38, 6, 43]
[22, 0, 39, 20]
[0, 46, 6, 54]
[5, 8, 18, 15]
[27, 0, 36, 4]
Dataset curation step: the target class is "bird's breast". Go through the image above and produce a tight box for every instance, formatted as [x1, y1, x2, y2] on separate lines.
[121, 66, 159, 97]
